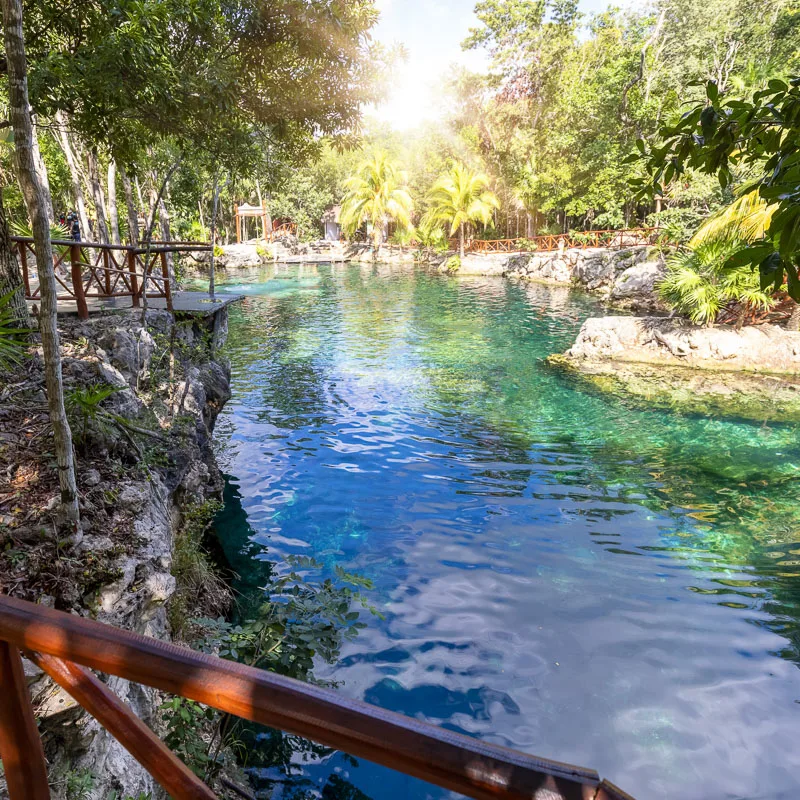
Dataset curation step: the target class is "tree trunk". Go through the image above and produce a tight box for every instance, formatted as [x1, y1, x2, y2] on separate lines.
[119, 165, 139, 247]
[0, 191, 29, 326]
[86, 148, 110, 244]
[459, 223, 465, 260]
[107, 160, 120, 245]
[31, 118, 53, 223]
[157, 193, 175, 289]
[54, 111, 90, 239]
[788, 303, 800, 332]
[209, 173, 221, 301]
[255, 179, 266, 239]
[3, 0, 80, 530]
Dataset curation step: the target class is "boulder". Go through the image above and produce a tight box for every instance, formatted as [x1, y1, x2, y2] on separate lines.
[611, 260, 666, 300]
[216, 243, 266, 269]
[565, 316, 800, 374]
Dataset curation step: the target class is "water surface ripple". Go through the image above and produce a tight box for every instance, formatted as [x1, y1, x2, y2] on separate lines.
[213, 264, 800, 800]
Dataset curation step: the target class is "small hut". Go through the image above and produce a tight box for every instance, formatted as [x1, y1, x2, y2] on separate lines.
[322, 205, 342, 241]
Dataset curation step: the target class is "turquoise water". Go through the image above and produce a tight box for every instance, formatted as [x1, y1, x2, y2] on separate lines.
[212, 263, 800, 800]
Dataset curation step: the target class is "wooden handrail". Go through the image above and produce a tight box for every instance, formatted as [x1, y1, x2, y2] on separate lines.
[0, 594, 634, 800]
[13, 236, 215, 317]
[30, 651, 216, 800]
[458, 228, 662, 255]
[10, 235, 212, 254]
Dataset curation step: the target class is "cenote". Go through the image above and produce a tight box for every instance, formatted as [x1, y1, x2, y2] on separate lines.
[211, 263, 800, 800]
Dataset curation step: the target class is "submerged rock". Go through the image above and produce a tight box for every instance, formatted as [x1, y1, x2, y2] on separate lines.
[553, 316, 800, 423]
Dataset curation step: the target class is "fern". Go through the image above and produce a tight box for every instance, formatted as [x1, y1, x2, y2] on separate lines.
[0, 290, 29, 369]
[659, 240, 774, 325]
[65, 383, 120, 443]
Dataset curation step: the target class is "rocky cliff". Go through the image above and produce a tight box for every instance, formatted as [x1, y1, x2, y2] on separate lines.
[0, 307, 234, 799]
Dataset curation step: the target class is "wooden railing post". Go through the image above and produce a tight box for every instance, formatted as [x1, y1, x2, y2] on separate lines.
[0, 641, 50, 800]
[29, 652, 216, 800]
[102, 249, 111, 296]
[159, 251, 173, 312]
[128, 250, 140, 308]
[70, 243, 89, 320]
[17, 242, 30, 298]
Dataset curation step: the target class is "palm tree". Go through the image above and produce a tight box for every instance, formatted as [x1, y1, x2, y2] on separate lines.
[658, 238, 774, 327]
[426, 163, 499, 259]
[339, 152, 413, 254]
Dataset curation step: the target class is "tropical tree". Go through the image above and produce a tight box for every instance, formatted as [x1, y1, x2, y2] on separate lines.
[426, 162, 499, 258]
[339, 151, 413, 252]
[658, 239, 774, 326]
[2, 0, 81, 530]
[639, 77, 800, 328]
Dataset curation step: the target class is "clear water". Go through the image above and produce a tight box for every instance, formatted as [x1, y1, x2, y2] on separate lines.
[211, 263, 800, 800]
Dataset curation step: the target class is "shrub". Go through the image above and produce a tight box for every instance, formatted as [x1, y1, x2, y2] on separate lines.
[443, 255, 461, 273]
[658, 239, 774, 325]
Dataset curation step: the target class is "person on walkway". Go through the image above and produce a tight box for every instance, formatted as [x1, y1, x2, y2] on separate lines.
[66, 210, 81, 241]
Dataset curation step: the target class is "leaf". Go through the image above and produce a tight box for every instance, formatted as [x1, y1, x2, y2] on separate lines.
[706, 81, 719, 102]
[787, 264, 800, 301]
[758, 251, 785, 292]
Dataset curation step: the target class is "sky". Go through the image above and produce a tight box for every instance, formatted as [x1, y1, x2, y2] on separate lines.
[370, 0, 650, 130]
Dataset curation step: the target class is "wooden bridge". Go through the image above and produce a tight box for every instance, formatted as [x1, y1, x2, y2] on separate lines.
[452, 228, 662, 255]
[13, 236, 212, 320]
[0, 594, 635, 800]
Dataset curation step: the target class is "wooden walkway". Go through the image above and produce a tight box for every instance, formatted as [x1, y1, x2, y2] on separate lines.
[35, 291, 243, 317]
[14, 236, 213, 320]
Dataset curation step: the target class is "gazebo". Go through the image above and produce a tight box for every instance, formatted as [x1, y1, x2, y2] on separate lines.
[234, 203, 270, 243]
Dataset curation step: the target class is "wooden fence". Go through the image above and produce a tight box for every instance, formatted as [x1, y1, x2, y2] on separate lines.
[0, 594, 634, 800]
[13, 237, 212, 320]
[451, 228, 662, 255]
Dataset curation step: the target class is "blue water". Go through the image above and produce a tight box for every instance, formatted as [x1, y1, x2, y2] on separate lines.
[211, 263, 800, 800]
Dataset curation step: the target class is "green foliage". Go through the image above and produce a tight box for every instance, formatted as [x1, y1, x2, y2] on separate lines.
[159, 696, 218, 777]
[659, 240, 774, 325]
[425, 162, 499, 251]
[0, 291, 29, 370]
[64, 383, 119, 444]
[65, 768, 94, 800]
[169, 499, 230, 638]
[192, 556, 377, 680]
[647, 207, 709, 245]
[443, 255, 461, 273]
[638, 76, 800, 301]
[340, 151, 414, 250]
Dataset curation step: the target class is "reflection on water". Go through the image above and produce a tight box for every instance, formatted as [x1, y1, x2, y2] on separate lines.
[212, 263, 800, 800]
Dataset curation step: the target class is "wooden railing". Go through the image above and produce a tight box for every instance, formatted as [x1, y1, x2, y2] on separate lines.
[265, 221, 298, 242]
[13, 237, 212, 320]
[452, 228, 662, 255]
[0, 594, 634, 800]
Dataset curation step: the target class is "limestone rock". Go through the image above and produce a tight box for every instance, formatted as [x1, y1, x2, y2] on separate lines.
[216, 243, 267, 269]
[565, 316, 800, 374]
[83, 468, 102, 487]
[611, 260, 666, 300]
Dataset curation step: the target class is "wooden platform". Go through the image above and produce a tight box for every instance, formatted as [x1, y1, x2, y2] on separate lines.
[28, 292, 243, 318]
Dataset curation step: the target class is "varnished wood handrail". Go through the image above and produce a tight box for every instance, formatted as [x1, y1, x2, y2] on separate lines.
[0, 641, 50, 799]
[30, 651, 216, 800]
[0, 594, 635, 800]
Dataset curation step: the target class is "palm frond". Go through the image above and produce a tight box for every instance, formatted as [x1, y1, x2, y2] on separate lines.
[690, 188, 775, 247]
